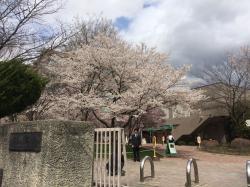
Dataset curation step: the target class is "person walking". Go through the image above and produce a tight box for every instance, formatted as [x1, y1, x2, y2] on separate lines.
[197, 135, 201, 149]
[131, 128, 141, 162]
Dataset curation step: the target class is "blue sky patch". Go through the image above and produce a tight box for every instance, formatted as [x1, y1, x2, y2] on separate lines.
[114, 16, 132, 30]
[143, 1, 158, 9]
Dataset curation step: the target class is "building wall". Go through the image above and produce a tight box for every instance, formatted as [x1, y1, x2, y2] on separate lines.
[194, 117, 230, 143]
[164, 104, 191, 119]
[0, 120, 94, 187]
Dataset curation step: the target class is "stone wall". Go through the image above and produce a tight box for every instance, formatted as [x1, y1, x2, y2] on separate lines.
[0, 120, 94, 187]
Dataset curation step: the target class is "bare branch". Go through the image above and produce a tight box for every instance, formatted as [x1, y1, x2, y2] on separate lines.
[0, 0, 63, 60]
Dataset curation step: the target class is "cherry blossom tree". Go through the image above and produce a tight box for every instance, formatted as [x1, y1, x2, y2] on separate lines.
[43, 34, 204, 127]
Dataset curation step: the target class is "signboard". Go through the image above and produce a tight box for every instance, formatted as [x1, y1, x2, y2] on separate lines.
[168, 142, 177, 154]
[246, 120, 250, 127]
[9, 132, 42, 152]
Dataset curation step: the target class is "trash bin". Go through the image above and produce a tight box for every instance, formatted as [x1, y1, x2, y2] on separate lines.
[165, 140, 177, 156]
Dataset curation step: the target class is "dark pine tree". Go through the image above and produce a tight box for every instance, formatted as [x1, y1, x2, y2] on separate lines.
[0, 59, 47, 118]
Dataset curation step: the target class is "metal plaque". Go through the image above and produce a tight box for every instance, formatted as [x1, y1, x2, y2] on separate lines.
[9, 132, 42, 152]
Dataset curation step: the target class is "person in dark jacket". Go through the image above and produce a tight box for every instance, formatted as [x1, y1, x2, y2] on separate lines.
[130, 128, 141, 162]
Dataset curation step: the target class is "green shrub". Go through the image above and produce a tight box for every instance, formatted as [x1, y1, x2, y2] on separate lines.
[0, 59, 47, 118]
[235, 123, 250, 139]
[231, 138, 250, 149]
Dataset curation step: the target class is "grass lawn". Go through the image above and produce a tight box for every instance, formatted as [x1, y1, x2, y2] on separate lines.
[126, 145, 164, 159]
[94, 144, 164, 159]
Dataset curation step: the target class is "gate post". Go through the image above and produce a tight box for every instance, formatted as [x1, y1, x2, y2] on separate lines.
[93, 128, 128, 187]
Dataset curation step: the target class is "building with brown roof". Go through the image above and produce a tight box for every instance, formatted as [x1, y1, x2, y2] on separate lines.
[160, 83, 234, 144]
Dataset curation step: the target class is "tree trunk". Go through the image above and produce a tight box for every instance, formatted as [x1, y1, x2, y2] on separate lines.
[111, 117, 116, 127]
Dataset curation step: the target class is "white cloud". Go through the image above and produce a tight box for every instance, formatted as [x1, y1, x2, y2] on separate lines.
[121, 0, 250, 69]
[47, 0, 250, 74]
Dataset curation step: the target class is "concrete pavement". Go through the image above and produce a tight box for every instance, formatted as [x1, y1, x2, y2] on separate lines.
[122, 146, 248, 187]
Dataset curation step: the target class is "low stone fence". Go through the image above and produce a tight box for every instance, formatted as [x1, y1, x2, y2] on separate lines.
[0, 120, 94, 187]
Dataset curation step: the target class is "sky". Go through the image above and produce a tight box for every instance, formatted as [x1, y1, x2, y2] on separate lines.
[51, 0, 250, 82]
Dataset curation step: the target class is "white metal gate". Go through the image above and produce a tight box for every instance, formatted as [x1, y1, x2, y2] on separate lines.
[93, 128, 128, 187]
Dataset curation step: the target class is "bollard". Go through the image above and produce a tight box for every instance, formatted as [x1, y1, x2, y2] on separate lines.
[246, 160, 250, 187]
[152, 136, 157, 158]
[140, 156, 155, 182]
[185, 158, 199, 187]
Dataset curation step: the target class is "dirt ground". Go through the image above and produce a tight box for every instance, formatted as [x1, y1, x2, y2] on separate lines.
[124, 145, 248, 187]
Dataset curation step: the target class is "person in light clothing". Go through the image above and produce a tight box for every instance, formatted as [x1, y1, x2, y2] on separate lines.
[167, 134, 174, 143]
[197, 135, 201, 149]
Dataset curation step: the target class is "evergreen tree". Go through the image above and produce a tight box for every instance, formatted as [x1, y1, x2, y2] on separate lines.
[0, 59, 47, 118]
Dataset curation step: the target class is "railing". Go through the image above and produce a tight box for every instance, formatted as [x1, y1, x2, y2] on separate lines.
[246, 160, 250, 187]
[140, 156, 155, 182]
[185, 158, 199, 187]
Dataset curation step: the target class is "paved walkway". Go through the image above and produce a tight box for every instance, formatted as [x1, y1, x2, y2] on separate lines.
[123, 145, 248, 187]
